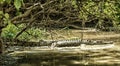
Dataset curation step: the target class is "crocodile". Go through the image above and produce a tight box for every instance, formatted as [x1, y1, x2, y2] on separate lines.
[3, 38, 114, 50]
[49, 39, 114, 50]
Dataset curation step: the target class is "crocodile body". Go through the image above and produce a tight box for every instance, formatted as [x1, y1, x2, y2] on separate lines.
[3, 38, 114, 47]
[49, 39, 113, 47]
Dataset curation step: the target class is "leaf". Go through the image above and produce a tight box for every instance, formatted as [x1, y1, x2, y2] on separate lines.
[14, 0, 22, 10]
[0, 11, 3, 14]
[72, 0, 76, 5]
[6, 0, 11, 4]
[0, 0, 4, 3]
[72, 0, 78, 8]
[4, 13, 9, 19]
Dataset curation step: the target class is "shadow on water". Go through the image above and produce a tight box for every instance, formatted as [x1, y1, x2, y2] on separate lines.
[17, 55, 120, 66]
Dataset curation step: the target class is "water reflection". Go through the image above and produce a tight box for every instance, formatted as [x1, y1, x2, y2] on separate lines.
[2, 42, 120, 66]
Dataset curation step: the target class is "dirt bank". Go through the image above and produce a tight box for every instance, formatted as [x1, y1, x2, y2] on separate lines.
[46, 30, 120, 41]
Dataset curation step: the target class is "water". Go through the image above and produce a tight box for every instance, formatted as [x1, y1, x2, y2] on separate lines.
[1, 41, 120, 66]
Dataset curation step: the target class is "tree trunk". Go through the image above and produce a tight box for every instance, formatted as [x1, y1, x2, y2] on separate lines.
[0, 29, 3, 54]
[0, 26, 5, 54]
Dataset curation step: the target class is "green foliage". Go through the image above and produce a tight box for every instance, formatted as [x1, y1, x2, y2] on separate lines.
[0, 11, 4, 18]
[2, 23, 18, 39]
[0, 0, 4, 4]
[0, 0, 23, 11]
[6, 0, 11, 4]
[18, 28, 47, 41]
[0, 0, 11, 4]
[114, 2, 120, 27]
[14, 0, 23, 11]
[71, 0, 120, 28]
[1, 0, 120, 41]
[0, 10, 46, 40]
[0, 10, 10, 26]
[71, 0, 78, 8]
[0, 11, 18, 39]
[2, 23, 47, 41]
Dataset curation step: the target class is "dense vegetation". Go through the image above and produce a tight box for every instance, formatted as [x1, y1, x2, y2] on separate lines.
[0, 0, 120, 40]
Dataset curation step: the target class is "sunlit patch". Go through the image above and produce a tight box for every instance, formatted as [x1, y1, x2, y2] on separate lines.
[41, 61, 50, 65]
[95, 60, 110, 63]
[110, 59, 120, 62]
[95, 59, 120, 64]
[99, 56, 114, 59]
[70, 60, 89, 65]
[80, 44, 114, 50]
[72, 61, 81, 64]
[94, 56, 114, 60]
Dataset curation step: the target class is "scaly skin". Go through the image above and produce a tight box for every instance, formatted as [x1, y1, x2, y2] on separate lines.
[50, 39, 113, 47]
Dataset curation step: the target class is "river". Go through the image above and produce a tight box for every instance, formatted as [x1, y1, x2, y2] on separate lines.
[7, 41, 119, 66]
